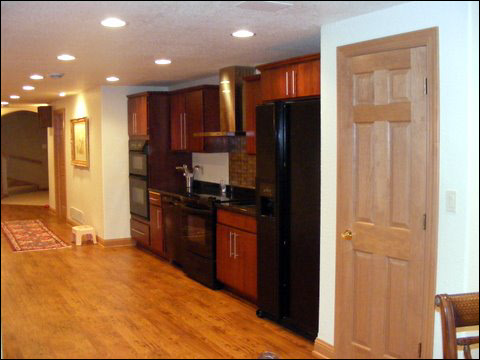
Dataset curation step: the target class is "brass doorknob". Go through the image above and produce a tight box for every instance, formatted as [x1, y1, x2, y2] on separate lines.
[341, 229, 353, 240]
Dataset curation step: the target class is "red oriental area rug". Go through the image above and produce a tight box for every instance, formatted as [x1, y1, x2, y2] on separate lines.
[1, 219, 71, 252]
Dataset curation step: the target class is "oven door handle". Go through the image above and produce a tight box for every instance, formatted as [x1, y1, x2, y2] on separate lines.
[178, 204, 211, 216]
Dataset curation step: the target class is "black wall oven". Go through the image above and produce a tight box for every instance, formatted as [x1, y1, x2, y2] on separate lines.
[129, 140, 149, 219]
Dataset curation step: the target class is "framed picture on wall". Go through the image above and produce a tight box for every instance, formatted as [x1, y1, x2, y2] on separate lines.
[70, 117, 89, 168]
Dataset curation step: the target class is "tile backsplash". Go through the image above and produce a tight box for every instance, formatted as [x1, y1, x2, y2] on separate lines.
[229, 137, 256, 189]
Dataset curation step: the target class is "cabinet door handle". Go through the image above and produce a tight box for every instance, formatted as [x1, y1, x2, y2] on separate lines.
[180, 113, 184, 149]
[285, 72, 289, 96]
[233, 233, 239, 259]
[292, 70, 295, 95]
[229, 231, 233, 257]
[131, 228, 145, 236]
[183, 112, 187, 149]
[157, 209, 161, 230]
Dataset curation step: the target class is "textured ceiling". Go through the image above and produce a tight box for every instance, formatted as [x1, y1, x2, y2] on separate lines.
[1, 1, 407, 105]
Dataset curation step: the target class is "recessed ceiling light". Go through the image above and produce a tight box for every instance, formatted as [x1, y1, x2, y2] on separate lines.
[10, 95, 20, 99]
[101, 17, 126, 28]
[155, 59, 172, 65]
[30, 74, 44, 80]
[106, 76, 119, 82]
[231, 30, 255, 38]
[1, 101, 9, 106]
[57, 54, 76, 61]
[59, 92, 66, 97]
[22, 85, 35, 91]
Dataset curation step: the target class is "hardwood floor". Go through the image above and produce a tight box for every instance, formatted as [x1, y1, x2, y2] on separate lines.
[1, 205, 315, 359]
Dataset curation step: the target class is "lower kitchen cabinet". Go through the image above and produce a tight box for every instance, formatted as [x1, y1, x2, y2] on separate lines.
[130, 217, 150, 247]
[216, 210, 257, 302]
[150, 204, 165, 256]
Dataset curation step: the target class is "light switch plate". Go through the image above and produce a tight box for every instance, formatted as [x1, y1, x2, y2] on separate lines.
[446, 190, 456, 213]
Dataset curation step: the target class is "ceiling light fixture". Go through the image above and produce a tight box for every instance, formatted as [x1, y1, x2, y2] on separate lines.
[231, 29, 255, 38]
[101, 17, 126, 28]
[10, 95, 20, 99]
[106, 76, 119, 82]
[22, 85, 35, 91]
[57, 54, 76, 61]
[155, 59, 172, 65]
[1, 101, 9, 106]
[59, 92, 66, 97]
[30, 74, 44, 80]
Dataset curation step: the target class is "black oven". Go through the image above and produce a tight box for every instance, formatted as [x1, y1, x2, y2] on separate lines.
[129, 140, 148, 177]
[129, 140, 149, 219]
[129, 176, 148, 218]
[180, 201, 214, 259]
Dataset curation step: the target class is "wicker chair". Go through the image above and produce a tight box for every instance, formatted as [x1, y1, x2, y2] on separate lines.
[435, 292, 479, 359]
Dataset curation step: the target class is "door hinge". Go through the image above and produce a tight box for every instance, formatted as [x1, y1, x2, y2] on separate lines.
[424, 78, 428, 95]
[418, 342, 422, 358]
[423, 214, 427, 230]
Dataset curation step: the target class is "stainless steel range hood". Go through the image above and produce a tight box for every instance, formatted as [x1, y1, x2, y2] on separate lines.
[195, 66, 256, 137]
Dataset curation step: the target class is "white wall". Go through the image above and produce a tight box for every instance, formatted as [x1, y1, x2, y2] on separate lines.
[192, 152, 229, 184]
[51, 88, 105, 237]
[319, 1, 479, 358]
[101, 85, 167, 240]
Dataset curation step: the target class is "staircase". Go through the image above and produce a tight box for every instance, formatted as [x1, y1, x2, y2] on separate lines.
[7, 178, 39, 195]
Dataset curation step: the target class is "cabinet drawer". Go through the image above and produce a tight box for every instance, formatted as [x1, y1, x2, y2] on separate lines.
[217, 209, 256, 233]
[130, 218, 150, 246]
[148, 190, 162, 206]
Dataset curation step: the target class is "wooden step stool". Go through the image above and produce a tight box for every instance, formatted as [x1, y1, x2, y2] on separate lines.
[72, 225, 97, 245]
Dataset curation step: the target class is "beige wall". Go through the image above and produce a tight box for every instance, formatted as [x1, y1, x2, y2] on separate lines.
[319, 1, 479, 358]
[51, 88, 105, 237]
[1, 105, 42, 116]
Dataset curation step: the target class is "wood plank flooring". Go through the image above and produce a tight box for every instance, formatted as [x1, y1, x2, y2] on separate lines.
[1, 205, 315, 359]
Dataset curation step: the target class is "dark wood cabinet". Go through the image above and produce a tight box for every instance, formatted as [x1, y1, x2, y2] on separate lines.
[169, 85, 219, 152]
[170, 93, 185, 151]
[243, 75, 262, 155]
[128, 94, 148, 138]
[149, 191, 166, 257]
[38, 105, 52, 128]
[130, 217, 150, 247]
[257, 53, 320, 102]
[216, 209, 257, 302]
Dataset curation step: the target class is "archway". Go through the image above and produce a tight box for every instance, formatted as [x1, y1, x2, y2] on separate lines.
[1, 110, 49, 206]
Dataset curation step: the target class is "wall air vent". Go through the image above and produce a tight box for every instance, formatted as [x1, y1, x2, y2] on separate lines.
[49, 73, 64, 79]
[70, 207, 85, 224]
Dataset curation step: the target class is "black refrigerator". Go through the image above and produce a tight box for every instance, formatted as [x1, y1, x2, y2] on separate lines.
[256, 99, 320, 340]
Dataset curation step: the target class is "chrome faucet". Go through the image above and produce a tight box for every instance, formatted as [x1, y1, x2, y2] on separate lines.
[176, 164, 202, 192]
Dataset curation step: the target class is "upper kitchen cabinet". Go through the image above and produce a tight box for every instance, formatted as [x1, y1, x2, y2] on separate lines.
[170, 85, 219, 152]
[257, 53, 320, 102]
[127, 94, 148, 138]
[243, 75, 262, 155]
